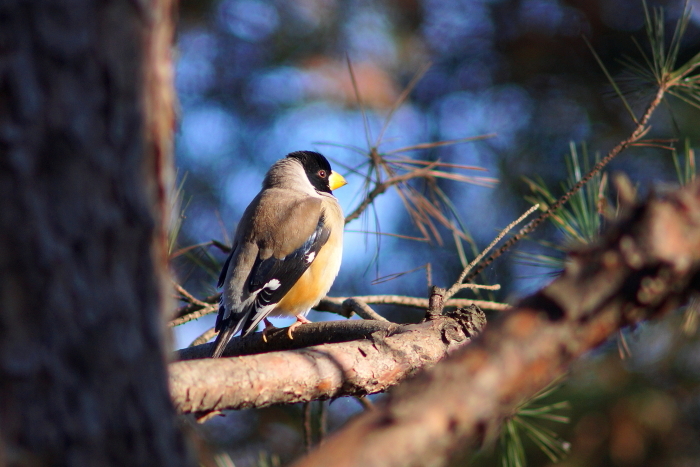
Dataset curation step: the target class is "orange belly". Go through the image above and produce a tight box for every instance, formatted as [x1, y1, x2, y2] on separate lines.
[273, 228, 342, 316]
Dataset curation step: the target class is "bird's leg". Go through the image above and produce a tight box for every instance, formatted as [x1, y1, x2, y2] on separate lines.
[287, 314, 312, 340]
[262, 318, 277, 343]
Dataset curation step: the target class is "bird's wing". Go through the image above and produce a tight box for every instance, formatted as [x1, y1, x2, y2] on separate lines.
[240, 210, 330, 333]
[214, 190, 329, 342]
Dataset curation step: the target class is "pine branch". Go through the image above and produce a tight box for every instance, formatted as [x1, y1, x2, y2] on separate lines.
[291, 180, 700, 467]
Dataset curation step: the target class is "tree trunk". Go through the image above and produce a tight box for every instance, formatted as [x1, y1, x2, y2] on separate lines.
[0, 0, 189, 466]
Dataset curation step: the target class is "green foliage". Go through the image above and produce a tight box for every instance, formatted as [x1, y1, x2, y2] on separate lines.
[672, 138, 697, 186]
[623, 0, 700, 109]
[524, 143, 607, 248]
[520, 143, 609, 273]
[499, 382, 571, 467]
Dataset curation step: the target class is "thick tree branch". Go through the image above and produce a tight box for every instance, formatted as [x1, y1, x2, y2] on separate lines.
[291, 180, 700, 467]
[169, 308, 487, 412]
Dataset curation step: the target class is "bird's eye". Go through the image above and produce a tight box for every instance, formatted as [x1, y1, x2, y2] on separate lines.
[318, 170, 327, 178]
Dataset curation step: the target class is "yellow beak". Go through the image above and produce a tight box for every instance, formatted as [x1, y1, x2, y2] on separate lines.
[329, 171, 347, 191]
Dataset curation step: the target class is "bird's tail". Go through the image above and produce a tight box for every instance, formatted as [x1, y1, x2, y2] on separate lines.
[210, 326, 236, 358]
[211, 295, 261, 357]
[211, 311, 250, 358]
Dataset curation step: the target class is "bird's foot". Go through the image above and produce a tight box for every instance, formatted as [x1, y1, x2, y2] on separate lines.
[287, 314, 312, 340]
[262, 318, 278, 343]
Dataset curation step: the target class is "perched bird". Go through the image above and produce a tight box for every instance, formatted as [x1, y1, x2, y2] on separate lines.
[211, 151, 347, 358]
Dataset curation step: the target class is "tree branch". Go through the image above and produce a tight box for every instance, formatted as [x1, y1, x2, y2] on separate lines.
[290, 180, 700, 467]
[169, 294, 509, 327]
[176, 319, 399, 360]
[322, 295, 511, 313]
[319, 295, 510, 311]
[169, 307, 487, 412]
[443, 204, 539, 304]
[172, 292, 219, 319]
[170, 303, 218, 327]
[341, 298, 389, 321]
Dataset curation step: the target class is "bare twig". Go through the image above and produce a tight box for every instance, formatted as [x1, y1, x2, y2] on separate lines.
[170, 303, 218, 327]
[341, 298, 389, 321]
[383, 134, 497, 155]
[189, 328, 217, 347]
[318, 295, 510, 312]
[376, 62, 432, 146]
[173, 292, 220, 319]
[173, 282, 207, 307]
[456, 283, 500, 291]
[210, 239, 231, 253]
[170, 239, 232, 260]
[443, 204, 540, 304]
[355, 396, 375, 412]
[344, 168, 439, 224]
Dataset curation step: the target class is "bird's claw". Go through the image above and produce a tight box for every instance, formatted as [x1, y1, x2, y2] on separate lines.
[262, 318, 277, 343]
[287, 314, 312, 340]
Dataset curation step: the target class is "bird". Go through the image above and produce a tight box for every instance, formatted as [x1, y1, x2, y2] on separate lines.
[210, 151, 347, 358]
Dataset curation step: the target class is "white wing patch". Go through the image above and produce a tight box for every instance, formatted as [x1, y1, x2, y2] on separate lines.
[305, 252, 316, 263]
[249, 278, 281, 303]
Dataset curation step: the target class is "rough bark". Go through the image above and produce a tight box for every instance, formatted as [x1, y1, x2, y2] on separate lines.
[169, 309, 486, 413]
[290, 181, 700, 467]
[0, 1, 189, 466]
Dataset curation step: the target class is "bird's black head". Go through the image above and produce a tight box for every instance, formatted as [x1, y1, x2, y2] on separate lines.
[287, 151, 335, 194]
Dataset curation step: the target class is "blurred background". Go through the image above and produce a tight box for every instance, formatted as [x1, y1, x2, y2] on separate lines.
[171, 0, 700, 465]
